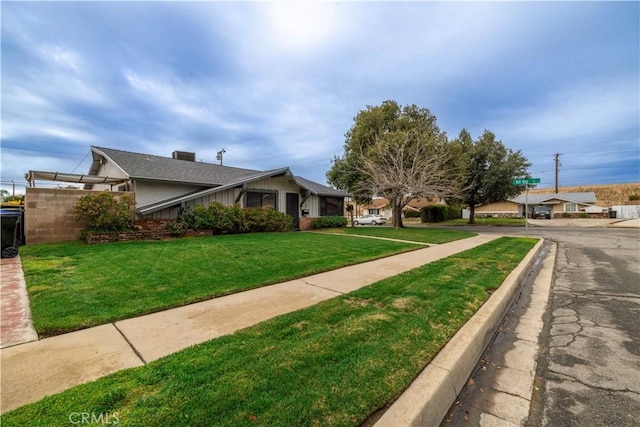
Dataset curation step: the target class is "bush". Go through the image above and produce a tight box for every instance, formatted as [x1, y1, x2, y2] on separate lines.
[244, 208, 293, 232]
[420, 205, 449, 223]
[312, 216, 348, 229]
[579, 213, 588, 218]
[177, 206, 196, 229]
[562, 212, 571, 218]
[629, 194, 640, 201]
[446, 200, 463, 219]
[74, 193, 134, 232]
[179, 203, 293, 234]
[403, 210, 421, 218]
[166, 221, 187, 236]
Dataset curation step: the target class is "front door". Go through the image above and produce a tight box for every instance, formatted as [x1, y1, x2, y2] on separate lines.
[286, 193, 300, 230]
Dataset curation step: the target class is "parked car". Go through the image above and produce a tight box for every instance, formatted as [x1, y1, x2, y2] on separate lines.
[533, 206, 551, 219]
[354, 214, 387, 225]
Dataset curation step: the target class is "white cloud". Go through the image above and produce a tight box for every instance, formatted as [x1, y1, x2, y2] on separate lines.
[38, 45, 83, 72]
[122, 68, 243, 132]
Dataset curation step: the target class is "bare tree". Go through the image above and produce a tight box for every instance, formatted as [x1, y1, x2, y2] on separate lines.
[350, 129, 460, 228]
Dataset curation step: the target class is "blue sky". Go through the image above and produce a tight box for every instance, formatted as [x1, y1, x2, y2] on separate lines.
[2, 1, 638, 195]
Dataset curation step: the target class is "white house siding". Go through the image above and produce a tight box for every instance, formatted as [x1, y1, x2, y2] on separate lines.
[184, 188, 241, 210]
[91, 162, 128, 191]
[133, 181, 204, 207]
[303, 195, 319, 217]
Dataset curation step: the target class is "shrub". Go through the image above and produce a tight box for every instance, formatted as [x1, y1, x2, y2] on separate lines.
[166, 221, 187, 236]
[629, 194, 640, 201]
[420, 205, 449, 223]
[312, 216, 348, 229]
[579, 213, 588, 218]
[403, 210, 421, 218]
[74, 193, 134, 232]
[446, 201, 463, 219]
[562, 212, 571, 218]
[177, 206, 196, 229]
[174, 203, 292, 234]
[244, 208, 293, 232]
[193, 204, 214, 229]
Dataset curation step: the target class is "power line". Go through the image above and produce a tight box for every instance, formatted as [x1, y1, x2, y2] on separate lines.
[71, 150, 91, 173]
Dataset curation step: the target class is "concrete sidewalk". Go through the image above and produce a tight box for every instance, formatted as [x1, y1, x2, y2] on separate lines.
[1, 234, 499, 414]
[0, 256, 38, 349]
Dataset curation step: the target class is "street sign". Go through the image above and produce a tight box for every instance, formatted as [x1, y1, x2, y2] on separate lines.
[512, 178, 540, 185]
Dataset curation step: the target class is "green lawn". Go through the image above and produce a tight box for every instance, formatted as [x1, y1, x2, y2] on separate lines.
[314, 226, 476, 243]
[3, 237, 537, 426]
[21, 232, 436, 336]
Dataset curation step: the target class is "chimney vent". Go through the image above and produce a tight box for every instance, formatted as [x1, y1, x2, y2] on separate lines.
[172, 151, 196, 162]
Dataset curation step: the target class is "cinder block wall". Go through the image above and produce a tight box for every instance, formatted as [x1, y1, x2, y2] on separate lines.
[25, 188, 134, 245]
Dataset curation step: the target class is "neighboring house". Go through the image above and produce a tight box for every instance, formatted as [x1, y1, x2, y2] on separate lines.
[29, 146, 347, 229]
[359, 197, 445, 218]
[472, 192, 598, 218]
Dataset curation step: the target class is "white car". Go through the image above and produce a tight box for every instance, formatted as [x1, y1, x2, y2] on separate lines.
[354, 214, 387, 225]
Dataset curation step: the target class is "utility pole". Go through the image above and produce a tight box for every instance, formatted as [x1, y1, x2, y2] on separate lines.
[554, 153, 562, 193]
[216, 148, 226, 166]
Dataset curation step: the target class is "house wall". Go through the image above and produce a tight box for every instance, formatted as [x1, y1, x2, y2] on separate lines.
[474, 201, 520, 216]
[180, 187, 242, 214]
[133, 180, 204, 207]
[245, 176, 304, 213]
[24, 188, 134, 245]
[91, 161, 128, 191]
[143, 176, 317, 220]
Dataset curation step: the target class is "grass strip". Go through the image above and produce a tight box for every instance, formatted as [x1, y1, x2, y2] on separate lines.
[313, 226, 476, 243]
[3, 237, 537, 426]
[21, 232, 427, 337]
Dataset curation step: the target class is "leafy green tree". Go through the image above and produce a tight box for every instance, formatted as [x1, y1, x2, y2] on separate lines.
[327, 100, 459, 228]
[452, 129, 530, 224]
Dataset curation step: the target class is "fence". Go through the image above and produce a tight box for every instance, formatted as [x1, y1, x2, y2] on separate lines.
[25, 188, 134, 245]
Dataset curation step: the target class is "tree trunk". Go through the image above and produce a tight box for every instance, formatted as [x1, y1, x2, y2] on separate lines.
[392, 199, 404, 229]
[468, 203, 476, 225]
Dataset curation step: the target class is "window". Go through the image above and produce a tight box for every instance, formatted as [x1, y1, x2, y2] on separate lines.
[320, 196, 344, 216]
[369, 208, 379, 215]
[564, 203, 577, 212]
[246, 191, 277, 209]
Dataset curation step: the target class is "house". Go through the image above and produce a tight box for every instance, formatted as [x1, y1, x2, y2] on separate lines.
[357, 197, 445, 219]
[472, 192, 599, 218]
[28, 146, 347, 230]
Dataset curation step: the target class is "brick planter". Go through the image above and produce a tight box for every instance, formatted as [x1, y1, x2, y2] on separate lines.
[83, 228, 214, 244]
[299, 217, 319, 231]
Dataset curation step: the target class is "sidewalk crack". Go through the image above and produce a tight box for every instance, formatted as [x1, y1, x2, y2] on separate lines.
[112, 323, 147, 364]
[300, 280, 345, 295]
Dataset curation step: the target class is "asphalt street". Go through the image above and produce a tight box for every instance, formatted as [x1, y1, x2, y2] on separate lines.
[441, 225, 640, 427]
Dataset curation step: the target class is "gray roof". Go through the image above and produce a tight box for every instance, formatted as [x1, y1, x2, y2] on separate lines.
[294, 176, 348, 197]
[90, 146, 348, 214]
[511, 192, 597, 205]
[92, 146, 260, 185]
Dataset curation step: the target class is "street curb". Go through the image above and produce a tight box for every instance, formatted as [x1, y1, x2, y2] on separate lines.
[376, 238, 545, 427]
